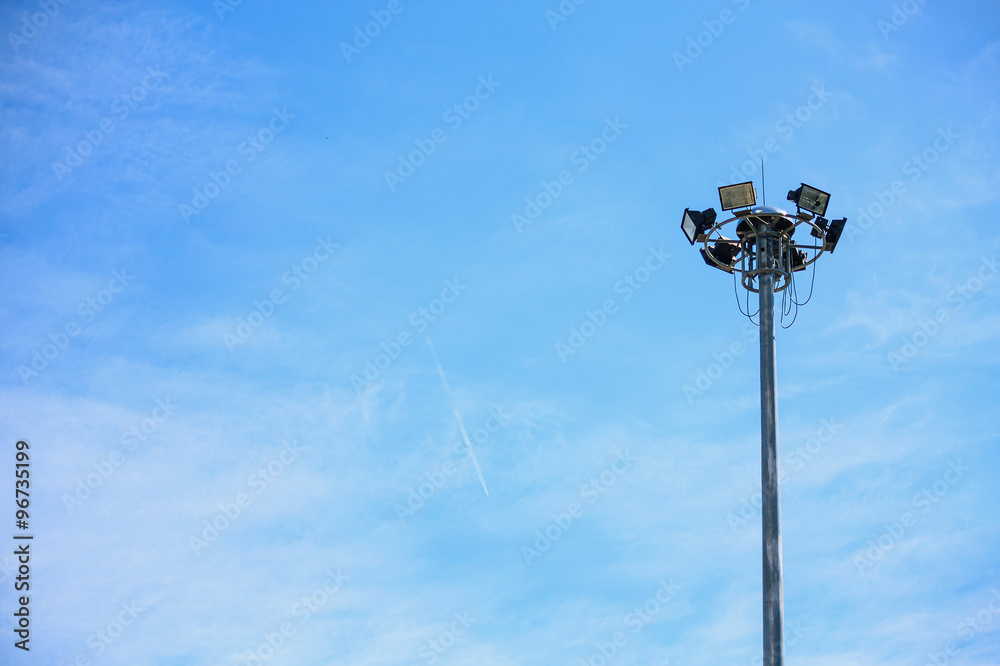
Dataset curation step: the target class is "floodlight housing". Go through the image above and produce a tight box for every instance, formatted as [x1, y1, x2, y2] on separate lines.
[700, 237, 739, 273]
[787, 243, 807, 272]
[824, 218, 847, 253]
[811, 216, 828, 239]
[787, 184, 831, 218]
[719, 181, 758, 211]
[681, 207, 718, 245]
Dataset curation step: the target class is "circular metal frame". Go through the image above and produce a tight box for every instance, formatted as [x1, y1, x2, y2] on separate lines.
[701, 206, 827, 293]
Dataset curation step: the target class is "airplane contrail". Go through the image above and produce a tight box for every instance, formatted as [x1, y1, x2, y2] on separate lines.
[426, 337, 489, 497]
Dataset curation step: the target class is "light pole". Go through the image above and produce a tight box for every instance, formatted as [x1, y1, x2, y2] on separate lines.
[681, 181, 846, 666]
[757, 224, 783, 664]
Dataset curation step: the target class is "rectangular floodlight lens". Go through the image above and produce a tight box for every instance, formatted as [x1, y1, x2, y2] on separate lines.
[797, 184, 831, 217]
[718, 181, 757, 211]
[682, 208, 699, 245]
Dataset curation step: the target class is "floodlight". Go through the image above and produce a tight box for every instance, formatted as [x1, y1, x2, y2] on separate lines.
[824, 218, 847, 253]
[787, 184, 831, 217]
[700, 237, 739, 273]
[811, 216, 828, 239]
[703, 207, 718, 229]
[681, 207, 717, 245]
[719, 181, 757, 211]
[787, 243, 807, 272]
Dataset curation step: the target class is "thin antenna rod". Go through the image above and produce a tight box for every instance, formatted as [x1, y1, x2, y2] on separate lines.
[762, 159, 766, 206]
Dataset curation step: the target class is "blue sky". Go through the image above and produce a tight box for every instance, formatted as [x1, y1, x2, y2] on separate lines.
[1, 0, 999, 663]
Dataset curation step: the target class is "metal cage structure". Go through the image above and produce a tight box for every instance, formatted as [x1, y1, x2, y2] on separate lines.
[701, 206, 826, 293]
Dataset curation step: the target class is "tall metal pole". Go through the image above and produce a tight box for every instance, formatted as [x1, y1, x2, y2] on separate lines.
[758, 230, 784, 666]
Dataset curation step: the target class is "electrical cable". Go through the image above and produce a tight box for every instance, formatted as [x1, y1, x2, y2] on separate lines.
[791, 253, 818, 307]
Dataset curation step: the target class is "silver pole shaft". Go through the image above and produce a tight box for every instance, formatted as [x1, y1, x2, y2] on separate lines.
[759, 234, 784, 666]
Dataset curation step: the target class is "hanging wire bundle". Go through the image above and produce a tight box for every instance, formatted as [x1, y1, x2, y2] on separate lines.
[727, 214, 820, 328]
